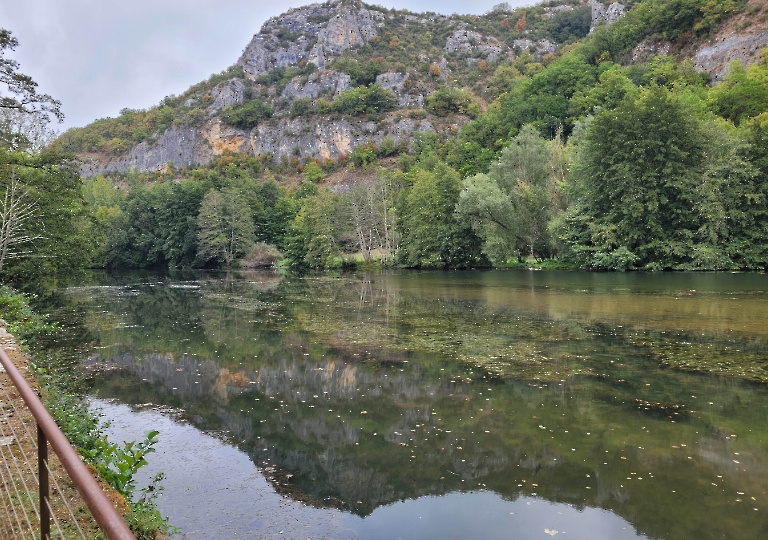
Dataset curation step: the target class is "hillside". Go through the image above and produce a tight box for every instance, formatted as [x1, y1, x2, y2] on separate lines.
[54, 0, 595, 174]
[52, 0, 768, 273]
[51, 0, 768, 177]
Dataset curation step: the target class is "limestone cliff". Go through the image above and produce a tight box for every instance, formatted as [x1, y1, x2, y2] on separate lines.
[71, 0, 768, 177]
[692, 0, 768, 81]
[76, 0, 528, 176]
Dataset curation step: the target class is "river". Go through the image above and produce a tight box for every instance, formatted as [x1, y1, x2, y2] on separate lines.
[62, 269, 768, 539]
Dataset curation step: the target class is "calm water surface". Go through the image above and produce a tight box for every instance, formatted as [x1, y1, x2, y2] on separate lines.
[64, 270, 768, 539]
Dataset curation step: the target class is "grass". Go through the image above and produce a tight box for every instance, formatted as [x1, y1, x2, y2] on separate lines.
[0, 285, 174, 538]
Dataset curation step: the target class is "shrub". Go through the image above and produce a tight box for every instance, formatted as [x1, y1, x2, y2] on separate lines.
[426, 87, 478, 117]
[290, 97, 314, 118]
[222, 99, 273, 129]
[242, 243, 283, 267]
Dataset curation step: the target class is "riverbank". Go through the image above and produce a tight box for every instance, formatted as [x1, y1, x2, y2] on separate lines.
[0, 319, 128, 537]
[0, 285, 172, 539]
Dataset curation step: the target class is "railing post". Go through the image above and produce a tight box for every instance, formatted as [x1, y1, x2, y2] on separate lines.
[38, 424, 50, 540]
[1, 347, 136, 540]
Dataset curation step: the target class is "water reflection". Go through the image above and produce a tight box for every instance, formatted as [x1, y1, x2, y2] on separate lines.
[68, 270, 768, 539]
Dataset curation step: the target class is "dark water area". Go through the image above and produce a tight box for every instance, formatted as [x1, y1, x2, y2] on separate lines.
[63, 270, 768, 539]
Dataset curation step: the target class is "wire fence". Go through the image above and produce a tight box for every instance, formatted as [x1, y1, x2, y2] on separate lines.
[0, 331, 136, 540]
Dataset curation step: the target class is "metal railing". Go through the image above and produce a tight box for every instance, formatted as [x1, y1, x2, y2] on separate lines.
[0, 346, 136, 540]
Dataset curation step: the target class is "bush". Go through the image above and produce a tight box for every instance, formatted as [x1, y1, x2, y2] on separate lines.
[330, 84, 397, 116]
[290, 97, 314, 118]
[222, 99, 273, 129]
[242, 243, 283, 267]
[426, 87, 478, 117]
[304, 161, 325, 182]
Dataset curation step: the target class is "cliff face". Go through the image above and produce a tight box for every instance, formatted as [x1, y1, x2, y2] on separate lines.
[75, 0, 768, 177]
[238, 2, 382, 78]
[77, 0, 521, 176]
[692, 0, 768, 82]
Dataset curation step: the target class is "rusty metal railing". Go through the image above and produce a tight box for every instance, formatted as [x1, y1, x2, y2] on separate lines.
[0, 346, 136, 540]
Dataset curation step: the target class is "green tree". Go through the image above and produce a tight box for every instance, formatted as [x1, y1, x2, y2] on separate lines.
[221, 99, 272, 129]
[456, 126, 562, 262]
[398, 163, 488, 268]
[570, 86, 704, 269]
[303, 161, 325, 183]
[709, 55, 768, 127]
[286, 189, 340, 269]
[196, 188, 255, 267]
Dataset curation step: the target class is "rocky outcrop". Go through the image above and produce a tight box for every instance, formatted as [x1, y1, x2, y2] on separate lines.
[631, 40, 672, 63]
[81, 113, 435, 175]
[589, 0, 626, 34]
[513, 38, 558, 57]
[694, 30, 768, 82]
[280, 70, 352, 100]
[207, 78, 246, 113]
[80, 126, 214, 176]
[375, 72, 423, 108]
[251, 115, 433, 162]
[238, 0, 383, 79]
[445, 30, 504, 63]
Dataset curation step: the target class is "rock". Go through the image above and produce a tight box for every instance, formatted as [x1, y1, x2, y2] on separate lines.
[589, 0, 626, 34]
[281, 71, 352, 100]
[444, 30, 504, 62]
[251, 114, 434, 163]
[693, 30, 768, 82]
[374, 72, 422, 107]
[513, 39, 558, 57]
[544, 5, 574, 19]
[207, 78, 246, 113]
[316, 4, 378, 54]
[238, 0, 381, 79]
[80, 125, 217, 176]
[631, 40, 672, 63]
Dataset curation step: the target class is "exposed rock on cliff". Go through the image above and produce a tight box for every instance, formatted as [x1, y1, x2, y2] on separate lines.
[694, 30, 768, 81]
[208, 78, 246, 113]
[445, 30, 504, 63]
[589, 0, 626, 34]
[251, 115, 433, 162]
[281, 70, 352, 100]
[80, 126, 213, 176]
[375, 72, 423, 108]
[238, 0, 382, 79]
[513, 38, 558, 57]
[80, 111, 436, 175]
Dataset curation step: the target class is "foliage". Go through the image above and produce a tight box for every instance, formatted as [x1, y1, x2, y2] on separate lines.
[709, 54, 768, 126]
[0, 285, 173, 538]
[0, 285, 59, 342]
[196, 188, 255, 267]
[1, 32, 84, 280]
[566, 86, 704, 269]
[397, 162, 489, 268]
[329, 84, 397, 116]
[0, 29, 62, 126]
[425, 87, 478, 117]
[81, 430, 159, 497]
[334, 57, 384, 86]
[456, 125, 565, 263]
[221, 99, 273, 129]
[286, 189, 341, 269]
[303, 160, 325, 182]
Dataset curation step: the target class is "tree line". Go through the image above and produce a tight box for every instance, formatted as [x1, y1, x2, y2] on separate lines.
[78, 47, 768, 272]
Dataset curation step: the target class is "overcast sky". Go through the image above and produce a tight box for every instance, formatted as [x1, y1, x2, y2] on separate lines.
[0, 0, 533, 133]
